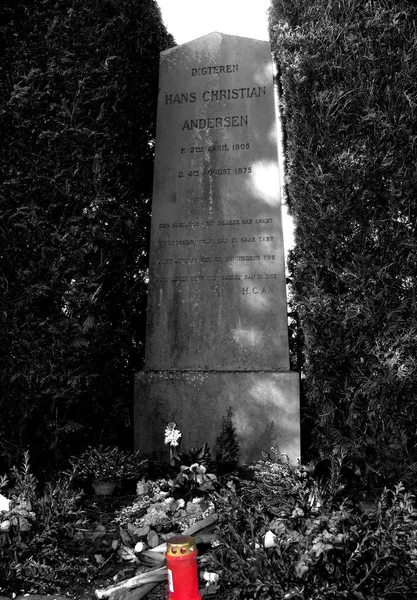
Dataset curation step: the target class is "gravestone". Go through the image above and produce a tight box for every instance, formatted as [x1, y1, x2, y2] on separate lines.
[134, 33, 300, 464]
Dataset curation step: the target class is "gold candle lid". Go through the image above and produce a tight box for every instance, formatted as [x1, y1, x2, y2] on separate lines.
[167, 535, 196, 556]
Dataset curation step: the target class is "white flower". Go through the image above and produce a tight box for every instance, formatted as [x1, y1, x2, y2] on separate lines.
[190, 463, 205, 473]
[134, 541, 145, 553]
[0, 494, 10, 513]
[264, 530, 278, 548]
[136, 479, 149, 496]
[202, 571, 219, 584]
[164, 422, 182, 447]
[0, 520, 10, 531]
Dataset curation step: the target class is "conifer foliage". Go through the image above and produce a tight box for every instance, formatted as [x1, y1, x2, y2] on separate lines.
[214, 407, 240, 472]
[269, 0, 417, 484]
[0, 0, 174, 473]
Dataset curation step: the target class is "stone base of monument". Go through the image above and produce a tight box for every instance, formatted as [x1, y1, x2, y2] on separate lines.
[134, 371, 300, 465]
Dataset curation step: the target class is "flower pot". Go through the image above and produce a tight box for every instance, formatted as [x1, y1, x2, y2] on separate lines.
[92, 480, 117, 496]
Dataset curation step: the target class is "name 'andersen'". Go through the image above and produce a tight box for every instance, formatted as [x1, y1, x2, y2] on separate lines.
[182, 115, 248, 131]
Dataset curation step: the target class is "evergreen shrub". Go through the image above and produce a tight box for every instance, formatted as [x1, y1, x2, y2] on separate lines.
[0, 0, 174, 474]
[269, 0, 417, 485]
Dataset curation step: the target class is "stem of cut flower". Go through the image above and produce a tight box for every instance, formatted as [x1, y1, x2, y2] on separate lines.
[169, 443, 179, 466]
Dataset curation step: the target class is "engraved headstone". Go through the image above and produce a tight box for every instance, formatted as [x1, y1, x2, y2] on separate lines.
[135, 33, 300, 463]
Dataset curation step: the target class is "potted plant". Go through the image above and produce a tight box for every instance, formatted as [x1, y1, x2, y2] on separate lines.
[70, 445, 146, 495]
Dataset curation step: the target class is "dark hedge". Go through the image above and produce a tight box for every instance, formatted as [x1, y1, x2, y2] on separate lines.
[269, 0, 417, 485]
[0, 0, 174, 475]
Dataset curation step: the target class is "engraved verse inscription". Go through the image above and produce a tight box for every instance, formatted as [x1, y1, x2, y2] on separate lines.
[150, 58, 282, 299]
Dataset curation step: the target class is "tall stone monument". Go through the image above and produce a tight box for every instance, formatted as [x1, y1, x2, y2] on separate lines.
[134, 33, 300, 463]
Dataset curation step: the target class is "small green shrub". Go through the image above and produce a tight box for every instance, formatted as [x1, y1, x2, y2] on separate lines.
[70, 445, 146, 484]
[240, 457, 317, 519]
[209, 461, 417, 599]
[9, 450, 38, 502]
[214, 407, 240, 472]
[170, 463, 217, 500]
[0, 453, 87, 594]
[172, 442, 212, 469]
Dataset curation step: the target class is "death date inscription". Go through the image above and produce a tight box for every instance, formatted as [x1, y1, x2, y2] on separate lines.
[179, 167, 251, 178]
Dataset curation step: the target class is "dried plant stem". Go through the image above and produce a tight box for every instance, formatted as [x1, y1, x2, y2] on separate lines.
[95, 566, 166, 598]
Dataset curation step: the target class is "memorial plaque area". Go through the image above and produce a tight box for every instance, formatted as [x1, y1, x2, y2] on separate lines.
[136, 371, 300, 464]
[146, 32, 289, 372]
